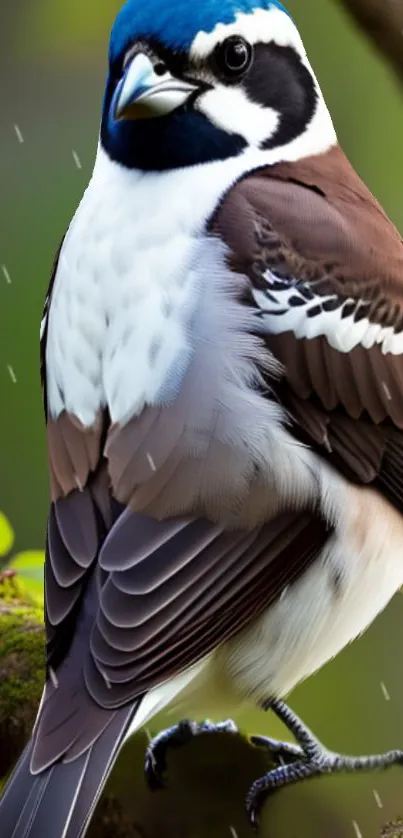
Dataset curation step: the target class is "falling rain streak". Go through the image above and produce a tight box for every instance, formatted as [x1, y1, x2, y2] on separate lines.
[72, 150, 82, 169]
[7, 365, 17, 383]
[14, 124, 24, 143]
[146, 452, 157, 472]
[380, 681, 391, 701]
[352, 821, 363, 838]
[2, 265, 11, 284]
[49, 667, 59, 689]
[373, 789, 383, 809]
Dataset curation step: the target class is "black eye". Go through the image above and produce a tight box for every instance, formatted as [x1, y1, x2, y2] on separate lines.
[213, 36, 253, 80]
[154, 61, 167, 76]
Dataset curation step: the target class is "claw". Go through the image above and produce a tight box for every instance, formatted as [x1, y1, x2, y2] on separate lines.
[144, 718, 239, 791]
[144, 745, 167, 790]
[245, 699, 403, 829]
[250, 735, 304, 761]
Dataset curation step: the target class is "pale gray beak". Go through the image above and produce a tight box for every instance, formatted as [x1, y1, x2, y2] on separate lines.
[115, 53, 199, 121]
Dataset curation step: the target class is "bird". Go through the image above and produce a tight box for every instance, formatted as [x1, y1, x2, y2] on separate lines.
[2, 0, 403, 835]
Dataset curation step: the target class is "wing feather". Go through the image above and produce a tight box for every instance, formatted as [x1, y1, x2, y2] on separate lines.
[212, 145, 403, 510]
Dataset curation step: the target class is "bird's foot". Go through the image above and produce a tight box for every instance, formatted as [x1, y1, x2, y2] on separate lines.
[246, 698, 403, 829]
[144, 718, 238, 789]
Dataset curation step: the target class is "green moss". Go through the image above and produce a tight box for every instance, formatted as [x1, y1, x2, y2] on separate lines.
[0, 575, 44, 779]
[0, 573, 40, 606]
[0, 572, 43, 610]
[0, 610, 44, 700]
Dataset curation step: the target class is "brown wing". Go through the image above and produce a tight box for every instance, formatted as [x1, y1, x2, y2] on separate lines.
[211, 144, 403, 512]
[87, 508, 329, 707]
[34, 470, 330, 770]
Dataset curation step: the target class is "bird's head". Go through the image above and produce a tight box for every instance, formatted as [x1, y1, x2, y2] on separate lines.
[101, 0, 336, 171]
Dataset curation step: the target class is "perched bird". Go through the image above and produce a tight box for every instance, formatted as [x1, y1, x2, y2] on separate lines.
[2, 0, 403, 835]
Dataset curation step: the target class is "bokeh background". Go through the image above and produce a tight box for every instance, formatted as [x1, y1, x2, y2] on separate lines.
[1, 1, 403, 836]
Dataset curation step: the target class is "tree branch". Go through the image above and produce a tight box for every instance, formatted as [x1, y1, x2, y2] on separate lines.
[337, 0, 403, 86]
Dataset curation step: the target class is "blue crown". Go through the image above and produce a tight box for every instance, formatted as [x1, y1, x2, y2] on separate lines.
[110, 0, 290, 61]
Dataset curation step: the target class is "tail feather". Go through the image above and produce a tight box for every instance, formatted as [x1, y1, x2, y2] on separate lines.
[63, 705, 135, 838]
[0, 706, 136, 838]
[0, 742, 40, 838]
[14, 756, 89, 838]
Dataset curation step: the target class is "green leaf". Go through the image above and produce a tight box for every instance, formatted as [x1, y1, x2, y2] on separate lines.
[9, 551, 45, 600]
[0, 512, 15, 557]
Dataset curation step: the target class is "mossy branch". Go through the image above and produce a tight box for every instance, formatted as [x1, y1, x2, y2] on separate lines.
[0, 575, 44, 780]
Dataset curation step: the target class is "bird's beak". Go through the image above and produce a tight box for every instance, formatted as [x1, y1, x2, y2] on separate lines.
[115, 53, 199, 121]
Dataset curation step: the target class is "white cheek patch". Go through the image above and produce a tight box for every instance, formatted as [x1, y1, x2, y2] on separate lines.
[191, 7, 306, 60]
[197, 85, 279, 145]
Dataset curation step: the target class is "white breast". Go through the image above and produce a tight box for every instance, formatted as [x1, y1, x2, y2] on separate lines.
[46, 149, 204, 426]
[46, 143, 311, 428]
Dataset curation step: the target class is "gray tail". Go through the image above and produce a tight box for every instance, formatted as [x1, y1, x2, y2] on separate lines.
[0, 705, 136, 838]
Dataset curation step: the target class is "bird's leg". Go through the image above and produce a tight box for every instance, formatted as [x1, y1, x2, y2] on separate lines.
[144, 718, 238, 789]
[246, 698, 403, 828]
[144, 714, 305, 791]
[144, 711, 307, 792]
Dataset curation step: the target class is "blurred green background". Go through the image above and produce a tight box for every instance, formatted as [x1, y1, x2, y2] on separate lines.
[1, 1, 403, 836]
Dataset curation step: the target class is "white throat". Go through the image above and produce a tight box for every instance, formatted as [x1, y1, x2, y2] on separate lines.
[45, 120, 336, 428]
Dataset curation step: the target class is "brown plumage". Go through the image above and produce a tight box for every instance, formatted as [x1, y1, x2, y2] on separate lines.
[213, 146, 403, 507]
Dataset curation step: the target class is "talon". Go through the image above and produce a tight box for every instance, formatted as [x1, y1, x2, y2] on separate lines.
[245, 778, 267, 831]
[245, 698, 403, 826]
[144, 718, 240, 792]
[144, 742, 168, 790]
